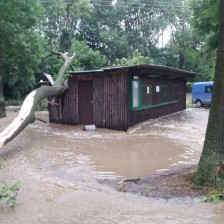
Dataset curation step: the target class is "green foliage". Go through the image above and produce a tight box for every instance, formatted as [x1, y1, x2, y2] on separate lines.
[0, 0, 216, 100]
[190, 0, 219, 49]
[40, 39, 106, 77]
[0, 157, 20, 207]
[113, 49, 153, 67]
[5, 99, 22, 107]
[0, 0, 45, 100]
[99, 29, 131, 63]
[39, 55, 65, 81]
[41, 0, 92, 52]
[145, 185, 156, 192]
[0, 75, 5, 118]
[195, 189, 224, 203]
[153, 1, 216, 80]
[70, 40, 106, 70]
[35, 99, 48, 111]
[0, 182, 20, 207]
[78, 0, 179, 65]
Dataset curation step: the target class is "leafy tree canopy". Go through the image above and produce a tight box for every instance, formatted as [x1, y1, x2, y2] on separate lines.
[40, 39, 107, 80]
[113, 49, 153, 67]
[190, 0, 219, 49]
[0, 0, 44, 99]
[70, 40, 106, 70]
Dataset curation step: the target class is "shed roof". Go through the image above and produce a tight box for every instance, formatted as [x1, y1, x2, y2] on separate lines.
[68, 64, 197, 79]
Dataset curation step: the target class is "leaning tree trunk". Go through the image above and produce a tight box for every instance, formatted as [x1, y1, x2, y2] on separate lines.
[0, 51, 75, 149]
[192, 0, 224, 187]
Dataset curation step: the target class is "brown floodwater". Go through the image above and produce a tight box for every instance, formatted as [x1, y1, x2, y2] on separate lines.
[1, 108, 224, 224]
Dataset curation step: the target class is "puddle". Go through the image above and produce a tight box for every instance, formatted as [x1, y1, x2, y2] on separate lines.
[1, 108, 223, 224]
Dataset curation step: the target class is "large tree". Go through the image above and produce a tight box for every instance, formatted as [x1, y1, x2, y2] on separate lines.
[0, 0, 44, 100]
[0, 50, 75, 149]
[0, 0, 91, 149]
[151, 0, 216, 81]
[192, 0, 224, 187]
[79, 0, 182, 64]
[0, 74, 5, 118]
[191, 0, 219, 49]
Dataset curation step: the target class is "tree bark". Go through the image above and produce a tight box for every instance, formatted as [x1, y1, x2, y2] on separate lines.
[192, 0, 224, 187]
[0, 74, 6, 119]
[0, 51, 75, 149]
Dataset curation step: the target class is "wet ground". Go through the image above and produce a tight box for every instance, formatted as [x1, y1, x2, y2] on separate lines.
[1, 108, 224, 224]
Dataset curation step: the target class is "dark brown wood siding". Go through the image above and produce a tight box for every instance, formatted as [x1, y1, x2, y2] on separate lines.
[49, 69, 189, 131]
[49, 78, 78, 124]
[128, 77, 186, 127]
[49, 72, 129, 131]
[93, 72, 129, 130]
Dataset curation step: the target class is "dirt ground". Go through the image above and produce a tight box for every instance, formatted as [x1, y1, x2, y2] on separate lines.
[100, 165, 209, 200]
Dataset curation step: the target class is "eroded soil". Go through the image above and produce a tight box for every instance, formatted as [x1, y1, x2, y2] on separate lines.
[100, 165, 208, 199]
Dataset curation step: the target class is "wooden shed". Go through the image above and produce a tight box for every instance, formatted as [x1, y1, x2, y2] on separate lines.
[49, 64, 196, 131]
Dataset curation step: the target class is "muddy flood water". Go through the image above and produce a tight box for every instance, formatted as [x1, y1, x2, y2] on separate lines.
[1, 108, 224, 224]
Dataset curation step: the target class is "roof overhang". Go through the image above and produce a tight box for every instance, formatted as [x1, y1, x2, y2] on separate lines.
[68, 64, 198, 79]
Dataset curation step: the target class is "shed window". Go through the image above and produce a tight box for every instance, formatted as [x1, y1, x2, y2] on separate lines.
[159, 85, 168, 103]
[132, 80, 140, 108]
[130, 80, 152, 109]
[142, 85, 152, 105]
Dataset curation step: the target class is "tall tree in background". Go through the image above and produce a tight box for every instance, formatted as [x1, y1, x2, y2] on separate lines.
[79, 0, 180, 64]
[0, 0, 44, 100]
[192, 0, 224, 187]
[154, 0, 216, 80]
[39, 0, 106, 76]
[41, 0, 92, 52]
[0, 75, 5, 118]
[191, 0, 219, 49]
[0, 0, 97, 149]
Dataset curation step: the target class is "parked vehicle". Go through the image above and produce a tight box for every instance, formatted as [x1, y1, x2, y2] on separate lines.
[192, 81, 213, 107]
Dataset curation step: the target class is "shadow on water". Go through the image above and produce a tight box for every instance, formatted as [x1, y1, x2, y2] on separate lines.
[1, 108, 224, 224]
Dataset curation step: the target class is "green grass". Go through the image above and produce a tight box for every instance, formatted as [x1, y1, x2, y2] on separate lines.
[0, 157, 20, 207]
[195, 189, 224, 203]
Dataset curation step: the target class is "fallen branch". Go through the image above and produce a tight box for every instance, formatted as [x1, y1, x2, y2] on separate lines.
[118, 177, 141, 192]
[36, 117, 48, 123]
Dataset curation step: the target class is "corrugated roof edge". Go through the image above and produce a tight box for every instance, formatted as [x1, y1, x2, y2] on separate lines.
[68, 69, 103, 75]
[68, 64, 199, 77]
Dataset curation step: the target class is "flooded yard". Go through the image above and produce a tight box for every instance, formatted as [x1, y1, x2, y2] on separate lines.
[1, 108, 224, 224]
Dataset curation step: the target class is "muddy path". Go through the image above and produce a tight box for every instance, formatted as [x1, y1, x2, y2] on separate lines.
[1, 109, 224, 224]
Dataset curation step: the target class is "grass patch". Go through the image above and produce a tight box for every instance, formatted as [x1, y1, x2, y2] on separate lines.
[145, 185, 156, 192]
[195, 188, 224, 203]
[0, 157, 20, 207]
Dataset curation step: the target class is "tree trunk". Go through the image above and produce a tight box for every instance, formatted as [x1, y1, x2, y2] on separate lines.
[192, 0, 224, 187]
[0, 74, 6, 119]
[178, 53, 184, 70]
[0, 51, 75, 149]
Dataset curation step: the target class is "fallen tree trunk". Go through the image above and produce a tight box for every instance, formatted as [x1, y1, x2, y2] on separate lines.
[0, 51, 75, 149]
